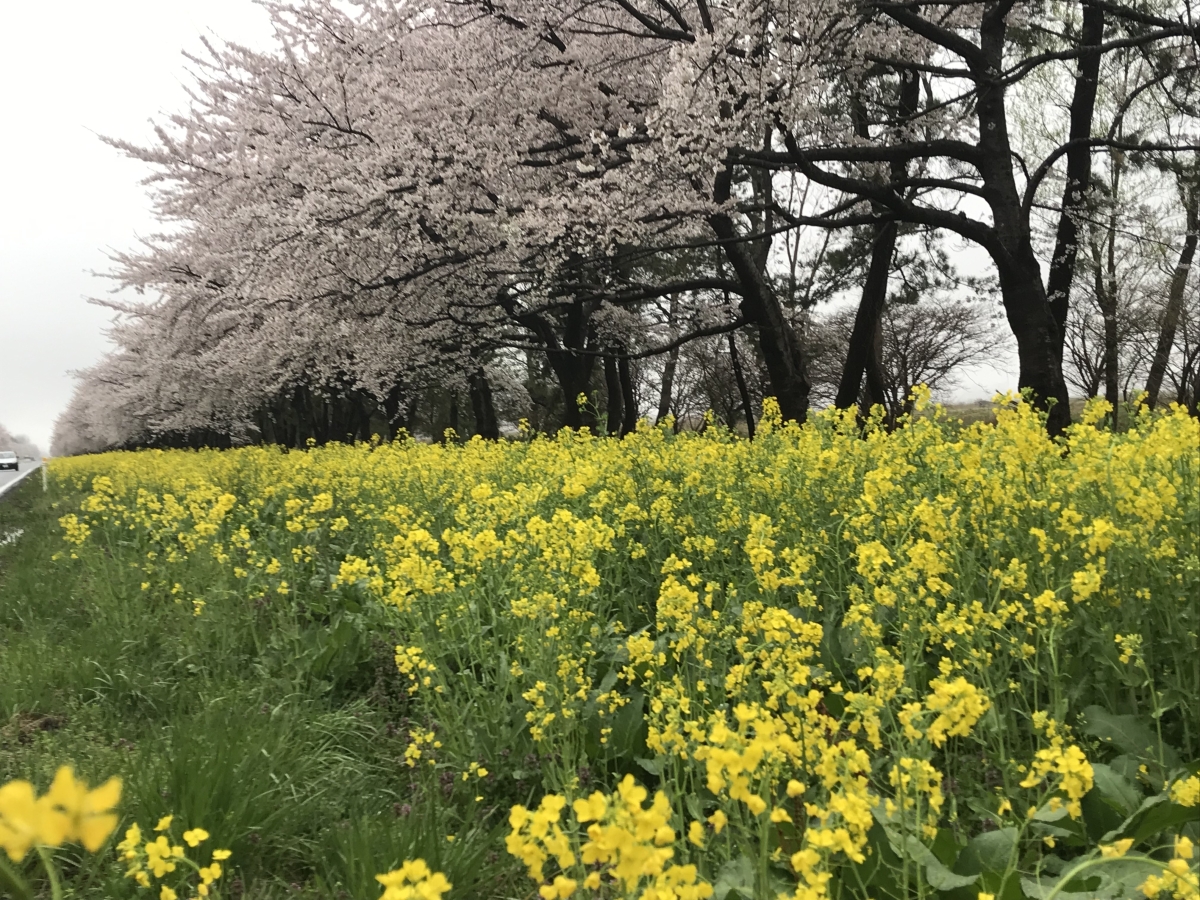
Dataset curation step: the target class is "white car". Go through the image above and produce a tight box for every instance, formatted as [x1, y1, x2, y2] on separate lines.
[0, 451, 17, 471]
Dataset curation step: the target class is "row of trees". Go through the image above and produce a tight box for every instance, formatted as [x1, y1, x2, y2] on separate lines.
[53, 0, 1199, 453]
[0, 424, 39, 460]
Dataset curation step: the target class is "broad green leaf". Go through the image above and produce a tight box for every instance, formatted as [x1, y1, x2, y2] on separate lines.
[635, 755, 666, 777]
[1090, 763, 1141, 816]
[712, 855, 755, 900]
[1020, 855, 1163, 900]
[1019, 874, 1110, 899]
[1079, 706, 1181, 768]
[1124, 798, 1198, 843]
[1034, 802, 1071, 823]
[955, 828, 1019, 876]
[924, 856, 979, 891]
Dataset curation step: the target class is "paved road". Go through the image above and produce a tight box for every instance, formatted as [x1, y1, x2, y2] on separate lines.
[0, 461, 40, 501]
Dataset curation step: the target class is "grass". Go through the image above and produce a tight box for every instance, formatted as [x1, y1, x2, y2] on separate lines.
[0, 478, 519, 899]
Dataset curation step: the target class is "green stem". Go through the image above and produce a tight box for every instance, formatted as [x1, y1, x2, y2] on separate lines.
[35, 846, 63, 900]
[0, 854, 35, 900]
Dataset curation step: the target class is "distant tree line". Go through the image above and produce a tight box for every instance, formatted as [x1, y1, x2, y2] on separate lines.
[51, 0, 1198, 455]
[0, 424, 39, 460]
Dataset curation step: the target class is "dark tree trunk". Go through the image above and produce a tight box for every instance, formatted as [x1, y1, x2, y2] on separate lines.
[469, 367, 500, 439]
[728, 332, 756, 439]
[838, 70, 914, 422]
[711, 212, 811, 423]
[864, 316, 889, 423]
[975, 18, 1072, 435]
[445, 392, 460, 442]
[497, 288, 599, 431]
[993, 253, 1073, 433]
[535, 305, 598, 431]
[618, 353, 638, 436]
[711, 167, 811, 424]
[657, 347, 678, 425]
[656, 294, 680, 425]
[1092, 247, 1121, 417]
[384, 382, 410, 435]
[548, 352, 596, 430]
[1145, 184, 1199, 408]
[837, 220, 898, 410]
[1046, 3, 1105, 342]
[604, 353, 624, 436]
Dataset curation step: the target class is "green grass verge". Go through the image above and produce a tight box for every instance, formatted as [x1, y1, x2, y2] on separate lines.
[0, 479, 518, 900]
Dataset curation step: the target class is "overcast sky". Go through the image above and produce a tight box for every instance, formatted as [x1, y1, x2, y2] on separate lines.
[0, 1, 274, 454]
[0, 2, 1018, 456]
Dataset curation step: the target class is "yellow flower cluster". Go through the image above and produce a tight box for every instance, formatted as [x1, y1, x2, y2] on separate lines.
[1017, 712, 1094, 818]
[923, 677, 991, 747]
[116, 815, 231, 897]
[0, 767, 120, 861]
[507, 795, 575, 884]
[1140, 836, 1198, 899]
[394, 644, 438, 692]
[375, 859, 452, 900]
[47, 396, 1199, 896]
[1170, 776, 1200, 808]
[508, 776, 714, 900]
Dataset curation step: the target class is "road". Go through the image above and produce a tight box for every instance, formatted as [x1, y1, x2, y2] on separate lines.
[0, 460, 40, 501]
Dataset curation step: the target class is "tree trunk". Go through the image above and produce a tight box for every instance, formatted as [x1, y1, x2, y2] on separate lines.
[604, 353, 624, 436]
[656, 294, 680, 424]
[977, 16, 1073, 435]
[1087, 237, 1121, 417]
[657, 348, 678, 425]
[837, 220, 898, 410]
[445, 392, 460, 442]
[1046, 3, 1105, 342]
[711, 212, 811, 423]
[711, 168, 811, 424]
[618, 353, 639, 436]
[728, 331, 756, 439]
[469, 367, 500, 439]
[1145, 183, 1199, 408]
[993, 252, 1074, 434]
[547, 349, 597, 430]
[864, 313, 890, 424]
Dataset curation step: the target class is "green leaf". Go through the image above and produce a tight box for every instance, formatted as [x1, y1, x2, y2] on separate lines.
[1079, 706, 1180, 768]
[1081, 790, 1129, 843]
[1090, 763, 1141, 816]
[931, 827, 963, 867]
[1123, 797, 1199, 844]
[1019, 874, 1108, 899]
[1033, 803, 1071, 823]
[635, 755, 666, 777]
[712, 855, 755, 900]
[924, 856, 979, 891]
[1020, 856, 1163, 900]
[1123, 801, 1200, 844]
[857, 821, 905, 895]
[954, 828, 1019, 876]
[1107, 754, 1143, 783]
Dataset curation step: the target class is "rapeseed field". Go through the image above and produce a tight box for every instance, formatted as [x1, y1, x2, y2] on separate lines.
[3, 394, 1198, 899]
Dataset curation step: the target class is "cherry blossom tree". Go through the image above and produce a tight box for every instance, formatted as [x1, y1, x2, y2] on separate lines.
[472, 0, 1196, 427]
[58, 0, 1198, 450]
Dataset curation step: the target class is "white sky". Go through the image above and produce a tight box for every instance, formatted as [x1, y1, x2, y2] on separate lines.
[0, 2, 1017, 455]
[0, 0, 274, 454]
